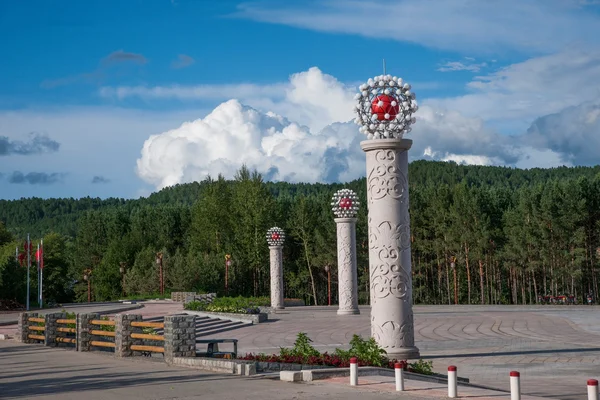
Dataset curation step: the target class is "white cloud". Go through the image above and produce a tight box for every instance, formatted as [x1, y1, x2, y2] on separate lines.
[437, 60, 487, 73]
[136, 99, 364, 189]
[233, 0, 600, 54]
[521, 101, 600, 166]
[425, 49, 600, 130]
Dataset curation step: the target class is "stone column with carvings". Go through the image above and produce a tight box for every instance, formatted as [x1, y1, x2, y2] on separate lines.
[331, 189, 360, 315]
[353, 73, 420, 360]
[267, 227, 285, 310]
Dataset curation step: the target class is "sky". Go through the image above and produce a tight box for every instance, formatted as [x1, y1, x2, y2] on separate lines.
[1, 0, 600, 200]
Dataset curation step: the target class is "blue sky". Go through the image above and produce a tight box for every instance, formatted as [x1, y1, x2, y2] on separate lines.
[1, 0, 600, 200]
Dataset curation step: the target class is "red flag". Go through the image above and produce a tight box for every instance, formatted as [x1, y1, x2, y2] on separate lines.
[35, 248, 40, 262]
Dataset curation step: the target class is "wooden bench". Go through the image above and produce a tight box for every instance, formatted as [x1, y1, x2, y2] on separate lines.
[196, 338, 238, 359]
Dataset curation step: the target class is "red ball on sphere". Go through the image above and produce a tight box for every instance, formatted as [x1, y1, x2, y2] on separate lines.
[371, 94, 400, 121]
[271, 233, 280, 241]
[339, 197, 353, 210]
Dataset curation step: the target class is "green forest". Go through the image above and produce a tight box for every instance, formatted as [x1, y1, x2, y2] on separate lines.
[1, 160, 600, 307]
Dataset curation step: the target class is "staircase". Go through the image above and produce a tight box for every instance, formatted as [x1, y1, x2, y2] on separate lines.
[142, 315, 252, 337]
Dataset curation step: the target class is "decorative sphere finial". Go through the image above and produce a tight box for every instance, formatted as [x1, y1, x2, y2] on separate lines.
[331, 189, 360, 218]
[266, 227, 285, 246]
[353, 73, 418, 140]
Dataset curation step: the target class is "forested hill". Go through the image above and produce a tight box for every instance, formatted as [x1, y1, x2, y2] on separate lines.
[1, 160, 599, 238]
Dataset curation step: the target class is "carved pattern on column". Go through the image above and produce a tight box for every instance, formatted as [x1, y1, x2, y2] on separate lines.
[371, 311, 415, 350]
[336, 221, 358, 312]
[270, 246, 284, 309]
[367, 150, 408, 204]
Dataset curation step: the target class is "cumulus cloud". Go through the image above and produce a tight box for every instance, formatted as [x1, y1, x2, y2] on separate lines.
[521, 101, 600, 166]
[171, 54, 195, 69]
[0, 133, 60, 156]
[233, 0, 600, 54]
[136, 99, 363, 188]
[8, 171, 66, 185]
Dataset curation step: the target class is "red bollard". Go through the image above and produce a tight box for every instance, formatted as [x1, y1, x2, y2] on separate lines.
[395, 362, 405, 391]
[510, 371, 521, 400]
[588, 379, 598, 400]
[448, 366, 457, 398]
[350, 357, 358, 386]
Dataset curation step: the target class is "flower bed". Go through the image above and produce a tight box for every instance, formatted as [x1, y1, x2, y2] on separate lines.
[238, 333, 434, 375]
[185, 296, 270, 315]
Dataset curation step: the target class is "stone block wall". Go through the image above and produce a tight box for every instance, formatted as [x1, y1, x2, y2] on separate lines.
[44, 312, 66, 347]
[77, 313, 100, 352]
[171, 292, 196, 302]
[164, 315, 196, 363]
[184, 293, 216, 305]
[115, 314, 143, 357]
[16, 312, 39, 343]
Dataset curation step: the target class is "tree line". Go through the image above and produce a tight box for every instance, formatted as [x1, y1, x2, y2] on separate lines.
[1, 160, 600, 306]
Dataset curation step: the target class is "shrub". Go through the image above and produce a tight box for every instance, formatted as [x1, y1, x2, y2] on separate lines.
[184, 296, 268, 314]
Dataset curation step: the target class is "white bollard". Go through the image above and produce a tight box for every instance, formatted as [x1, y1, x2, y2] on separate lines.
[448, 365, 457, 398]
[588, 379, 599, 400]
[350, 357, 358, 386]
[395, 362, 405, 391]
[510, 371, 521, 400]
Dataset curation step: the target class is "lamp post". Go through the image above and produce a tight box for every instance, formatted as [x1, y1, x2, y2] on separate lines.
[324, 265, 331, 306]
[83, 268, 92, 303]
[354, 70, 420, 359]
[266, 227, 285, 310]
[119, 262, 126, 298]
[450, 256, 458, 305]
[331, 188, 360, 315]
[225, 254, 232, 296]
[155, 252, 164, 296]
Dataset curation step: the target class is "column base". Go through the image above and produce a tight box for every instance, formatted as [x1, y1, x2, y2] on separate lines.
[337, 309, 360, 315]
[273, 306, 285, 310]
[386, 346, 421, 360]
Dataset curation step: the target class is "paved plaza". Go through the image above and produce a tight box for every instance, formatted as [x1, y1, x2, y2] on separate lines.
[2, 303, 600, 399]
[205, 304, 600, 400]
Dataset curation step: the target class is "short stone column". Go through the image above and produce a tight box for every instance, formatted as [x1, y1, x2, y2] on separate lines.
[16, 312, 37, 343]
[164, 315, 196, 363]
[331, 189, 360, 315]
[44, 312, 65, 347]
[115, 314, 143, 357]
[77, 313, 99, 352]
[361, 138, 420, 359]
[266, 227, 285, 310]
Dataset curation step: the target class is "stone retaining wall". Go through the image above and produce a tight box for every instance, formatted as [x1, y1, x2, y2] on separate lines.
[164, 315, 196, 363]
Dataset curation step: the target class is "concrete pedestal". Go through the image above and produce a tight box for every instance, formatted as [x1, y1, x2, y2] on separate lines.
[361, 138, 420, 360]
[335, 217, 360, 315]
[269, 245, 284, 310]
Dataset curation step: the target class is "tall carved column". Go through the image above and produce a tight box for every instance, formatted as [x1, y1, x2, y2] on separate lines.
[331, 189, 360, 315]
[354, 73, 420, 359]
[267, 227, 285, 310]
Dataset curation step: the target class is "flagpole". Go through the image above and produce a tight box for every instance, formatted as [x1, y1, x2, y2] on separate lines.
[40, 239, 44, 308]
[37, 243, 41, 307]
[26, 234, 30, 311]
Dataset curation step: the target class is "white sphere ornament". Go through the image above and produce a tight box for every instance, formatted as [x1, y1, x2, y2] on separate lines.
[354, 93, 361, 100]
[266, 227, 285, 246]
[331, 189, 360, 219]
[353, 73, 418, 140]
[411, 117, 417, 124]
